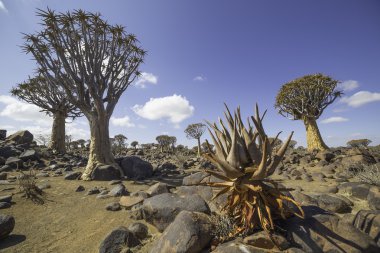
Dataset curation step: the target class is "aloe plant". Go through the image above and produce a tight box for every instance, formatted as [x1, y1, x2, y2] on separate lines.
[201, 104, 304, 239]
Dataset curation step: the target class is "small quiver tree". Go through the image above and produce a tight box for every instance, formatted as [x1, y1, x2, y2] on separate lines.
[23, 9, 145, 180]
[275, 73, 342, 151]
[130, 141, 138, 150]
[156, 135, 171, 153]
[184, 123, 206, 157]
[11, 76, 81, 153]
[199, 104, 304, 241]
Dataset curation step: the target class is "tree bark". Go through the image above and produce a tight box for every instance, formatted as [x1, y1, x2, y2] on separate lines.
[197, 137, 201, 157]
[49, 111, 66, 153]
[81, 114, 121, 180]
[303, 117, 329, 151]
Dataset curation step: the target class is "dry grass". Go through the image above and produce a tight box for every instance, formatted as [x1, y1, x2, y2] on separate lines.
[18, 169, 44, 204]
[352, 164, 380, 186]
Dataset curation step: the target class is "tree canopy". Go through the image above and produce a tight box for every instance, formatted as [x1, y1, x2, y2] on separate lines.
[275, 73, 342, 120]
[184, 123, 206, 140]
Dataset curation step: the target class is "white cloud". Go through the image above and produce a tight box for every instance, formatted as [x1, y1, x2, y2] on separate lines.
[0, 1, 8, 13]
[337, 80, 359, 91]
[135, 72, 158, 88]
[132, 94, 194, 124]
[111, 115, 135, 127]
[340, 91, 380, 107]
[193, 76, 206, 82]
[0, 95, 52, 126]
[321, 116, 349, 124]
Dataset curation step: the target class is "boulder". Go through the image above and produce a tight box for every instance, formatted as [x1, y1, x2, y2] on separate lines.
[106, 202, 121, 211]
[280, 206, 379, 253]
[352, 210, 380, 247]
[367, 186, 380, 210]
[99, 226, 140, 253]
[311, 194, 352, 213]
[19, 149, 39, 161]
[64, 171, 82, 180]
[109, 184, 127, 197]
[119, 196, 144, 208]
[6, 130, 33, 144]
[243, 231, 290, 250]
[338, 182, 371, 200]
[146, 182, 169, 197]
[150, 211, 213, 253]
[5, 157, 23, 169]
[0, 214, 15, 239]
[341, 148, 376, 165]
[120, 156, 153, 180]
[127, 222, 149, 241]
[175, 185, 213, 201]
[91, 165, 121, 181]
[142, 193, 210, 232]
[316, 150, 335, 162]
[213, 241, 268, 253]
[0, 146, 20, 159]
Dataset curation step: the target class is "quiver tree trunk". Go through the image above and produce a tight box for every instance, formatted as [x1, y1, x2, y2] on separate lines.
[197, 137, 201, 157]
[49, 111, 66, 153]
[303, 117, 329, 151]
[81, 114, 123, 180]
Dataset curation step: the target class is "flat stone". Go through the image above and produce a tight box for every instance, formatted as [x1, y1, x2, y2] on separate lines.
[119, 196, 144, 208]
[0, 195, 12, 203]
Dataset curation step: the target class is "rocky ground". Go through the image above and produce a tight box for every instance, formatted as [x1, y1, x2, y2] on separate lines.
[1, 130, 380, 253]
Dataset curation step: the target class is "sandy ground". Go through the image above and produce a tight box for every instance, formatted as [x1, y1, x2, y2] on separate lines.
[0, 174, 158, 253]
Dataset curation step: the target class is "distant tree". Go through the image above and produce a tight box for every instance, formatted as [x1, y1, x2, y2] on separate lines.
[184, 123, 206, 157]
[201, 141, 214, 153]
[275, 73, 342, 151]
[36, 134, 51, 147]
[112, 134, 128, 156]
[268, 137, 283, 150]
[130, 141, 139, 150]
[347, 139, 372, 148]
[288, 140, 297, 149]
[23, 9, 145, 180]
[168, 136, 177, 151]
[156, 135, 171, 153]
[77, 139, 86, 148]
[65, 135, 73, 151]
[11, 76, 81, 153]
[176, 144, 185, 152]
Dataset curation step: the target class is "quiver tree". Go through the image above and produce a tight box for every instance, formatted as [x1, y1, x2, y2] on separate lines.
[23, 9, 145, 180]
[347, 139, 372, 148]
[130, 141, 138, 150]
[198, 104, 303, 240]
[156, 135, 171, 153]
[275, 73, 342, 151]
[184, 123, 206, 157]
[112, 134, 128, 156]
[11, 76, 81, 153]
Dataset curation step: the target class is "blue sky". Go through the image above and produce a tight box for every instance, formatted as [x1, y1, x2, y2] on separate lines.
[0, 0, 379, 148]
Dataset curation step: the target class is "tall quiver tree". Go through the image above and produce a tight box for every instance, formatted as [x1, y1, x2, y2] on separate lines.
[275, 73, 342, 151]
[23, 9, 145, 180]
[184, 123, 206, 157]
[11, 76, 81, 153]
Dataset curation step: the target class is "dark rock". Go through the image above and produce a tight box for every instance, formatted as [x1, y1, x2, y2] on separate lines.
[0, 172, 6, 180]
[64, 171, 82, 180]
[91, 165, 121, 181]
[142, 193, 210, 232]
[127, 222, 148, 240]
[87, 187, 101, 195]
[280, 206, 379, 253]
[19, 149, 39, 161]
[0, 146, 20, 159]
[150, 211, 213, 253]
[312, 194, 352, 213]
[0, 195, 12, 203]
[341, 148, 376, 165]
[109, 184, 126, 197]
[6, 130, 33, 144]
[338, 182, 371, 200]
[0, 165, 11, 172]
[5, 157, 23, 169]
[353, 210, 380, 247]
[106, 202, 121, 211]
[109, 180, 122, 185]
[146, 182, 169, 197]
[76, 185, 85, 192]
[99, 226, 140, 253]
[316, 151, 335, 162]
[0, 202, 11, 209]
[0, 214, 15, 239]
[120, 156, 153, 180]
